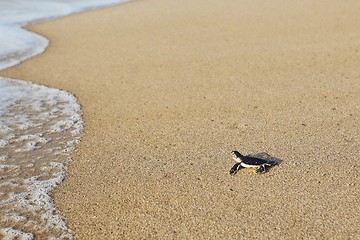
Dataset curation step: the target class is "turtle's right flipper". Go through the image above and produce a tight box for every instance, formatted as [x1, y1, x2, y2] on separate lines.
[230, 162, 242, 175]
[256, 165, 266, 173]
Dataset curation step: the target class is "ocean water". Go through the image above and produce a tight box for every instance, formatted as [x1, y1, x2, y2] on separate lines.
[0, 0, 128, 239]
[0, 0, 128, 70]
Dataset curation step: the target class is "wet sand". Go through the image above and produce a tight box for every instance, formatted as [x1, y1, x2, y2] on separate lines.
[2, 0, 360, 238]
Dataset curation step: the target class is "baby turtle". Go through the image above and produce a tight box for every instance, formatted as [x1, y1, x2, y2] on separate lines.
[229, 150, 276, 175]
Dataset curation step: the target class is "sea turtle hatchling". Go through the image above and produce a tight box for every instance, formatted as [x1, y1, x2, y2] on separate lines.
[229, 150, 277, 175]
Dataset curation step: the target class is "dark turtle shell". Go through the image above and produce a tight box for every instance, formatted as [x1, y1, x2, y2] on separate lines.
[232, 150, 268, 166]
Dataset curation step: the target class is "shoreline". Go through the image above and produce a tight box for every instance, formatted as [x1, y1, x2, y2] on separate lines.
[2, 0, 360, 238]
[0, 1, 129, 238]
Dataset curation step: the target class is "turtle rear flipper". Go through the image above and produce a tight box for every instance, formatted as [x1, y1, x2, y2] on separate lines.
[256, 162, 276, 173]
[256, 165, 267, 173]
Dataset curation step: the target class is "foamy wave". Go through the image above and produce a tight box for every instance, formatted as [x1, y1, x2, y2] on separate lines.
[0, 228, 34, 240]
[0, 77, 82, 239]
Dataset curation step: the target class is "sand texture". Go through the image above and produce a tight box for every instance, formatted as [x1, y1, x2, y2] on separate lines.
[2, 0, 360, 239]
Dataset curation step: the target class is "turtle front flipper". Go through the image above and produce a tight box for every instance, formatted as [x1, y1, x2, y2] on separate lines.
[230, 162, 243, 175]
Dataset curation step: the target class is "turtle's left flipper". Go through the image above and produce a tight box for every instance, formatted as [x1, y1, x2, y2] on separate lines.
[230, 162, 242, 175]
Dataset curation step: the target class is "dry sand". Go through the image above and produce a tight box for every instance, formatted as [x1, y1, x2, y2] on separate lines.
[2, 0, 360, 238]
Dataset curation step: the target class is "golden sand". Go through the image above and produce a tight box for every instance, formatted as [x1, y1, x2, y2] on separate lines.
[2, 0, 360, 238]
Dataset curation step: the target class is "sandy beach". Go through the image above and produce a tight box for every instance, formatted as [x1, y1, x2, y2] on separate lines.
[2, 0, 360, 238]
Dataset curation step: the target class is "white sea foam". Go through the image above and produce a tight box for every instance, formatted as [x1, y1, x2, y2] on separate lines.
[0, 77, 83, 239]
[0, 228, 34, 240]
[0, 22, 48, 70]
[0, 0, 129, 239]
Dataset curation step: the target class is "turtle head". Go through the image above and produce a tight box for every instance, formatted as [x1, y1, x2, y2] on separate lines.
[231, 150, 243, 162]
